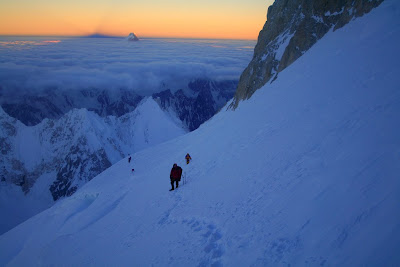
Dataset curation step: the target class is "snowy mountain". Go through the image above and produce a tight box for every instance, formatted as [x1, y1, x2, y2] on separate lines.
[231, 0, 384, 108]
[0, 97, 185, 234]
[0, 79, 236, 131]
[1, 0, 399, 265]
[0, 88, 143, 126]
[0, 77, 235, 234]
[127, 32, 139, 41]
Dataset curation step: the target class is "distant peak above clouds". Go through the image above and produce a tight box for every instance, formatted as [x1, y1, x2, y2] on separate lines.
[127, 33, 139, 41]
[0, 37, 254, 96]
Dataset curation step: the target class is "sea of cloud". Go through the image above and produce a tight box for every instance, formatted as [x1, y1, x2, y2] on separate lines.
[0, 36, 255, 96]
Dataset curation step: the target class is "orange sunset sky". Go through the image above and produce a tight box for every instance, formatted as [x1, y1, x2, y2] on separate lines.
[0, 0, 274, 40]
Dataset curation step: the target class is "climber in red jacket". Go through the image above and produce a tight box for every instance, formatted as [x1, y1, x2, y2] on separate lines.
[169, 163, 182, 191]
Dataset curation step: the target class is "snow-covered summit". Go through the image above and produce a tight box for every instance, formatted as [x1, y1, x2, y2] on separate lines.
[1, 0, 399, 265]
[117, 97, 185, 152]
[127, 32, 139, 41]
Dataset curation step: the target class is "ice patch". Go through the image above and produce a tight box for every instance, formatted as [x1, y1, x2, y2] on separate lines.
[274, 31, 295, 61]
[312, 15, 324, 23]
[325, 7, 345, 17]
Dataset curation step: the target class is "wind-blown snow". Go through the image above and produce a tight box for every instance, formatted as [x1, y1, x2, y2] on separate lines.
[1, 0, 400, 265]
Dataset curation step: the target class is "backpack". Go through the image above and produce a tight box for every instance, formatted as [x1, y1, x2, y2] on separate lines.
[177, 167, 182, 181]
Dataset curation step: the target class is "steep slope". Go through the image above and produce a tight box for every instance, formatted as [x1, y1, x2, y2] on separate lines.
[0, 97, 185, 234]
[231, 0, 383, 108]
[48, 97, 186, 200]
[1, 0, 400, 266]
[0, 109, 55, 234]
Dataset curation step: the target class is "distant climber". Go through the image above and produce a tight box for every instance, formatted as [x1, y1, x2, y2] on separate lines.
[128, 155, 131, 163]
[185, 153, 192, 164]
[169, 163, 182, 191]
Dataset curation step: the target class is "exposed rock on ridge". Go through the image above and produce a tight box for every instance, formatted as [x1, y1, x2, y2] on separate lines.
[153, 79, 237, 131]
[230, 0, 384, 108]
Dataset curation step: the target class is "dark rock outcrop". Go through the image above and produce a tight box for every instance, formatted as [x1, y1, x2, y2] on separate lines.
[50, 139, 111, 201]
[153, 79, 237, 131]
[231, 0, 384, 108]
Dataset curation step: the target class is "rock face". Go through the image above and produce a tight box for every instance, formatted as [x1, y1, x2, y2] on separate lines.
[153, 79, 237, 131]
[230, 0, 384, 108]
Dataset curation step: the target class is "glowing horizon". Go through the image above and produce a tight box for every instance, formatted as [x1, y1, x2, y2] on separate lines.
[0, 0, 274, 40]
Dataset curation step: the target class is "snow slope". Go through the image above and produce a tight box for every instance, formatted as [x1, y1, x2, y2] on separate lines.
[0, 97, 186, 234]
[1, 0, 400, 265]
[0, 174, 54, 236]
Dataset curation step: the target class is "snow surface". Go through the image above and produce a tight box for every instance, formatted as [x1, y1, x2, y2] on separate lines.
[1, 0, 400, 265]
[0, 97, 186, 235]
[274, 31, 294, 61]
[0, 172, 54, 236]
[325, 7, 344, 17]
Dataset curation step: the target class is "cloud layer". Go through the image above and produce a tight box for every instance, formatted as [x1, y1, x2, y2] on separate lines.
[0, 37, 255, 96]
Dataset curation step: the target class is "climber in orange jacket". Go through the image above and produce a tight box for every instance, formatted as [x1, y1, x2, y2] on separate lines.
[185, 153, 192, 164]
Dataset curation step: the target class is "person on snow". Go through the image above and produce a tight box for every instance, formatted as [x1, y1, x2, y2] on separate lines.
[128, 155, 132, 163]
[185, 153, 192, 164]
[170, 163, 182, 191]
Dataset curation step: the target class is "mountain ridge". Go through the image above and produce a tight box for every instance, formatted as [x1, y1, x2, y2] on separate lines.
[0, 77, 235, 233]
[231, 0, 384, 108]
[0, 97, 186, 234]
[1, 79, 236, 131]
